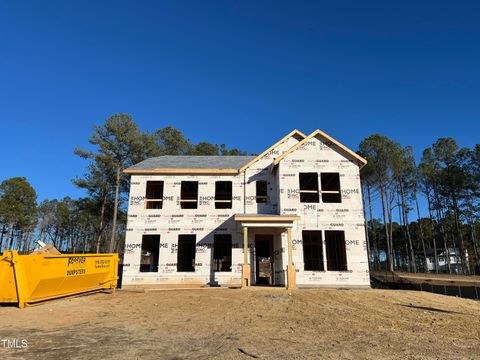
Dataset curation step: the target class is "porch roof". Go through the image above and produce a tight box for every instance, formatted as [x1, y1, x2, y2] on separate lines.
[234, 214, 300, 228]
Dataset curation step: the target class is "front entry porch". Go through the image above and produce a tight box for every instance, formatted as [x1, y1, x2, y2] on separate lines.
[234, 214, 300, 289]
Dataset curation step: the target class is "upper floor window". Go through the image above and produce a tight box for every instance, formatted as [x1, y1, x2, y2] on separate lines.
[299, 173, 319, 203]
[145, 181, 164, 209]
[180, 181, 198, 209]
[320, 173, 341, 203]
[256, 181, 268, 203]
[215, 181, 232, 209]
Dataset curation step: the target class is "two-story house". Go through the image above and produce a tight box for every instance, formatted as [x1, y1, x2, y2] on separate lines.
[122, 129, 370, 289]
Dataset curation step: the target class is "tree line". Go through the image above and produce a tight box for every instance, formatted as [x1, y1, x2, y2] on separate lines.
[0, 114, 246, 254]
[360, 135, 480, 275]
[0, 114, 478, 275]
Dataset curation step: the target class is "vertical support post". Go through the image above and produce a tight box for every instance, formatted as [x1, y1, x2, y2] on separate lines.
[286, 227, 297, 289]
[242, 226, 250, 288]
[243, 226, 249, 265]
[287, 227, 293, 266]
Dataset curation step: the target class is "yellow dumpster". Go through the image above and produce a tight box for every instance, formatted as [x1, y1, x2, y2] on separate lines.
[0, 251, 118, 308]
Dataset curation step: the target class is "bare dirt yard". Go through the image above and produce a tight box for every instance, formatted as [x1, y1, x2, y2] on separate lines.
[1, 287, 479, 359]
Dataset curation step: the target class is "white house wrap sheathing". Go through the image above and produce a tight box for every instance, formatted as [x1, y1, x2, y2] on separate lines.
[122, 130, 370, 288]
[276, 135, 369, 286]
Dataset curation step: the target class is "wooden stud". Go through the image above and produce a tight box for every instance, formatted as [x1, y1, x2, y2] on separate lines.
[242, 226, 250, 288]
[243, 226, 249, 265]
[286, 227, 296, 289]
[287, 227, 293, 267]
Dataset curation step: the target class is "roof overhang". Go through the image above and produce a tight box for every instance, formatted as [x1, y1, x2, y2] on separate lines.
[124, 168, 239, 175]
[234, 214, 300, 228]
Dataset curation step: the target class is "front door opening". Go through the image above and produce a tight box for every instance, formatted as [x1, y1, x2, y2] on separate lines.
[255, 234, 273, 285]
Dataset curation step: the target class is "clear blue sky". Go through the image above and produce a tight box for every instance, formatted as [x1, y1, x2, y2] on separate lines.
[1, 1, 479, 214]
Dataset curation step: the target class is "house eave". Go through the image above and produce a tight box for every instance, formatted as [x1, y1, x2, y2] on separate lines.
[124, 168, 240, 175]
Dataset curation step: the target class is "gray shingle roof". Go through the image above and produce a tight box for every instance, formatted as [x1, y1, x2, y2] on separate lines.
[127, 155, 256, 171]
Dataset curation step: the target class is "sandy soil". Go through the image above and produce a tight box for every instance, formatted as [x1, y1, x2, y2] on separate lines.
[1, 287, 479, 359]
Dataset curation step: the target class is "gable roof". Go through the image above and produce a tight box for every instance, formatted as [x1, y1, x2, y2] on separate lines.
[272, 129, 367, 168]
[124, 155, 256, 174]
[238, 129, 306, 173]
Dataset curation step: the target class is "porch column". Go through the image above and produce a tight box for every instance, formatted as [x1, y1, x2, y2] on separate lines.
[286, 227, 297, 289]
[242, 226, 250, 287]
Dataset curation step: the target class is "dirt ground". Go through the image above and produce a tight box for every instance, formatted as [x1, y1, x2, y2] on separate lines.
[372, 271, 480, 287]
[1, 287, 479, 360]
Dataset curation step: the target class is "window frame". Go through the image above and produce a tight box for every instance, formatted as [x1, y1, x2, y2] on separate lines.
[145, 181, 164, 209]
[320, 173, 342, 203]
[302, 230, 324, 271]
[139, 234, 160, 273]
[177, 234, 196, 272]
[180, 181, 199, 209]
[256, 181, 268, 203]
[299, 173, 320, 203]
[214, 181, 233, 209]
[325, 230, 348, 271]
[213, 234, 232, 272]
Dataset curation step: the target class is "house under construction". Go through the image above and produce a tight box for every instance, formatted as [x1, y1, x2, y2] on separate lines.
[122, 129, 370, 288]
